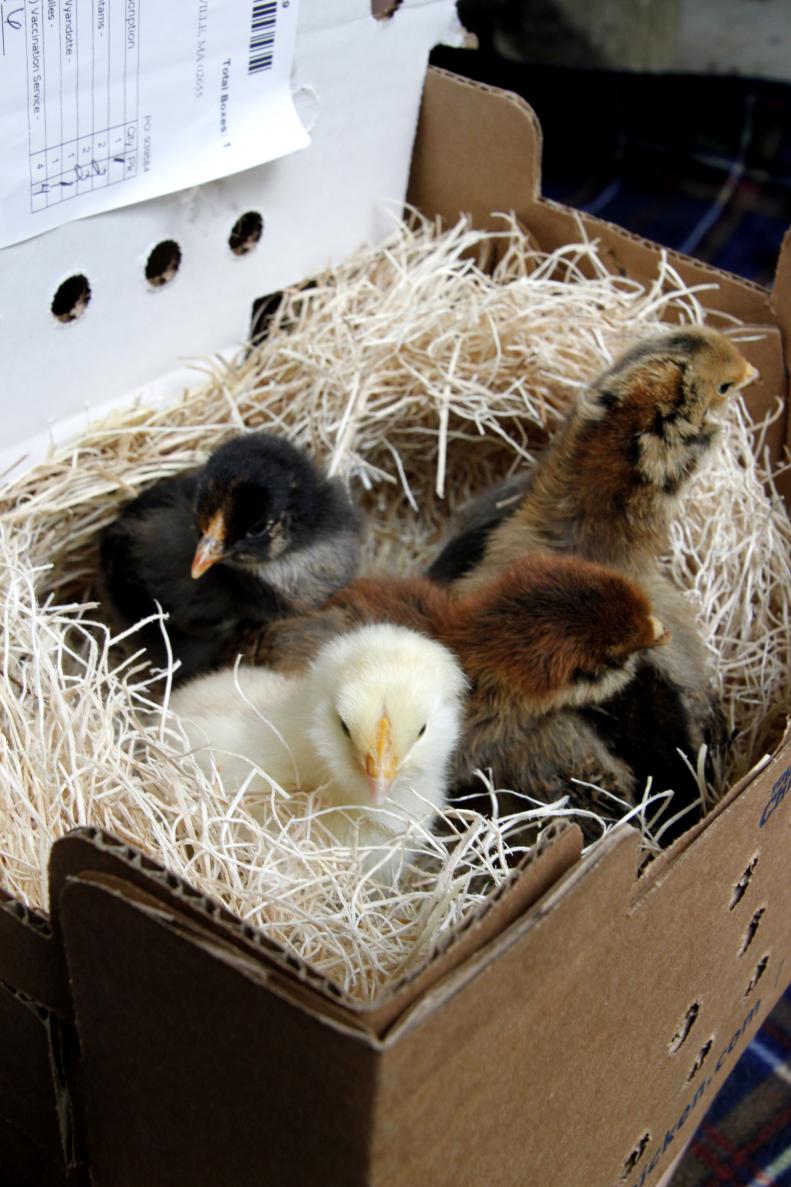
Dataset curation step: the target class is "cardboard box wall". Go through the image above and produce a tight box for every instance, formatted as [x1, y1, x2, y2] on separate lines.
[0, 0, 461, 475]
[2, 66, 791, 1187]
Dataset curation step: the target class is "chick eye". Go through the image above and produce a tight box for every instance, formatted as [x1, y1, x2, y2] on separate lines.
[417, 723, 427, 738]
[718, 381, 733, 395]
[246, 521, 269, 539]
[339, 717, 351, 737]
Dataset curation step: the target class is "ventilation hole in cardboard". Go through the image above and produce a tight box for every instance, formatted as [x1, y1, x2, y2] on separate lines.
[371, 0, 402, 17]
[738, 907, 766, 957]
[250, 278, 319, 342]
[729, 856, 758, 908]
[145, 239, 181, 286]
[746, 955, 769, 997]
[228, 210, 264, 256]
[687, 1038, 713, 1083]
[621, 1132, 650, 1178]
[669, 1001, 700, 1054]
[250, 290, 285, 343]
[51, 274, 91, 323]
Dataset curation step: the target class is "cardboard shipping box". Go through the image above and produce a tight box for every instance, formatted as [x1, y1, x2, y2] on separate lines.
[2, 64, 790, 1187]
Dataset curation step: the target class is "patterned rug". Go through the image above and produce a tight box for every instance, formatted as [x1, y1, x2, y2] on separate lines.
[670, 987, 791, 1186]
[431, 47, 791, 1186]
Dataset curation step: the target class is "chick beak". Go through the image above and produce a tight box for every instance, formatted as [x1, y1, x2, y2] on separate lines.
[713, 362, 759, 407]
[191, 512, 226, 580]
[738, 362, 759, 391]
[647, 615, 672, 648]
[363, 715, 398, 806]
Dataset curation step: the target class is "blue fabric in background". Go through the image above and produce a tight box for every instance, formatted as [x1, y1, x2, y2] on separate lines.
[431, 48, 791, 1186]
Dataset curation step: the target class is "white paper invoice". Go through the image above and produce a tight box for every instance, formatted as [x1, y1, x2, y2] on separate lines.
[0, 0, 309, 247]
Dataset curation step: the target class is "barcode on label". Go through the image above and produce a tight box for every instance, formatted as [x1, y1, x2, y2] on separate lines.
[248, 1, 278, 74]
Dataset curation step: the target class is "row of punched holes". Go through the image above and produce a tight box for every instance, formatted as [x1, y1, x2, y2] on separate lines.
[621, 853, 771, 1182]
[50, 211, 265, 324]
[47, 0, 417, 323]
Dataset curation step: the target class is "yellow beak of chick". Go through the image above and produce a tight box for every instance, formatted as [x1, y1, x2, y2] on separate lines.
[191, 511, 226, 580]
[713, 361, 759, 408]
[742, 362, 759, 388]
[363, 715, 398, 805]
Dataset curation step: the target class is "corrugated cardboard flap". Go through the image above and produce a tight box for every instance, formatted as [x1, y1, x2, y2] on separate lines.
[0, 980, 65, 1172]
[635, 719, 791, 899]
[409, 68, 791, 491]
[411, 68, 777, 318]
[49, 827, 359, 1026]
[51, 819, 582, 1036]
[365, 819, 582, 1033]
[408, 66, 542, 233]
[0, 891, 68, 1015]
[59, 871, 382, 1187]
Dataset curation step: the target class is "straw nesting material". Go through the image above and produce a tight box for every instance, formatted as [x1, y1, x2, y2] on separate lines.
[0, 212, 789, 1003]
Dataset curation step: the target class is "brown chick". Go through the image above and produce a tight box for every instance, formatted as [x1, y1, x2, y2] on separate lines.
[427, 327, 758, 841]
[449, 327, 756, 582]
[232, 554, 670, 828]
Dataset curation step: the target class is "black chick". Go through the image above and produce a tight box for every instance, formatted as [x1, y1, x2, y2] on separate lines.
[100, 432, 363, 682]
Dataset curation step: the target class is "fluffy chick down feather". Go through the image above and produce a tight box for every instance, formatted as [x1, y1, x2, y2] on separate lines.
[230, 553, 669, 831]
[427, 327, 757, 841]
[100, 431, 362, 682]
[169, 624, 467, 885]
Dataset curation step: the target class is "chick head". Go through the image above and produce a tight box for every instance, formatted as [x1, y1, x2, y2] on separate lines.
[305, 624, 467, 815]
[581, 326, 757, 493]
[191, 432, 322, 579]
[466, 554, 669, 711]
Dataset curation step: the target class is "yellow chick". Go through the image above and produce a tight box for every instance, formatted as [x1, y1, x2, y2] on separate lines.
[169, 624, 467, 882]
